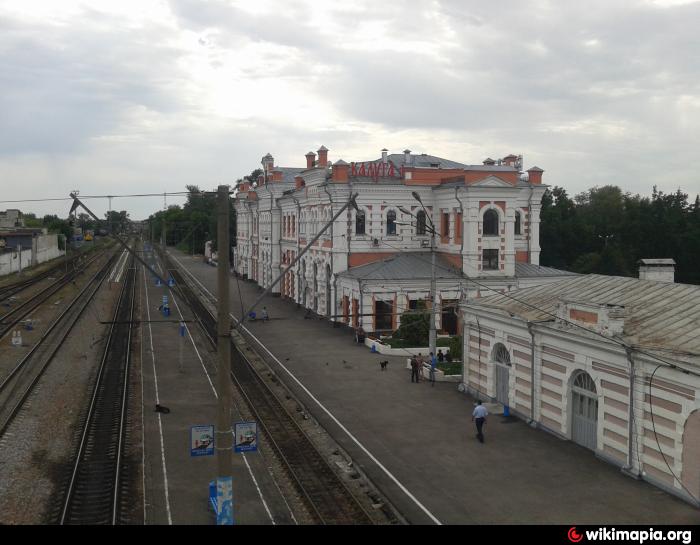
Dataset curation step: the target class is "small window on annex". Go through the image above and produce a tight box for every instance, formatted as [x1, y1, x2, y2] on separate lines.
[386, 210, 397, 236]
[416, 210, 427, 235]
[515, 211, 522, 235]
[483, 249, 499, 270]
[483, 209, 499, 236]
[355, 211, 366, 235]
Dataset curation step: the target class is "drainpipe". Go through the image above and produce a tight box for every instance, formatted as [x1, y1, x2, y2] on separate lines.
[623, 347, 640, 478]
[527, 321, 537, 425]
[293, 196, 301, 305]
[358, 279, 364, 331]
[323, 183, 335, 322]
[455, 186, 466, 298]
[275, 191, 284, 295]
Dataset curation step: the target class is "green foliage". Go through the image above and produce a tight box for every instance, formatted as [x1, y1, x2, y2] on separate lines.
[447, 335, 462, 360]
[540, 185, 700, 285]
[104, 210, 130, 234]
[394, 309, 429, 346]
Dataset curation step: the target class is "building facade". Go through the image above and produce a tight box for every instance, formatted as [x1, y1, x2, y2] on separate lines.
[233, 146, 573, 333]
[461, 274, 700, 506]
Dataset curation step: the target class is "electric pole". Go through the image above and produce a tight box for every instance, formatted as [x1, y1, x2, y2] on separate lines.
[216, 184, 233, 523]
[412, 192, 437, 360]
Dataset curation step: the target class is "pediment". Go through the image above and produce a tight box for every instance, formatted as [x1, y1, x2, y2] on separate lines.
[472, 175, 513, 187]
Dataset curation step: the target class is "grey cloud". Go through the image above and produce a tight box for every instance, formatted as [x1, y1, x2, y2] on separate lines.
[0, 12, 187, 156]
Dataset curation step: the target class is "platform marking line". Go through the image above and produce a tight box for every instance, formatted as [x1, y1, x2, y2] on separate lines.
[142, 264, 173, 525]
[170, 253, 442, 526]
[139, 262, 147, 525]
[108, 249, 128, 283]
[166, 264, 277, 525]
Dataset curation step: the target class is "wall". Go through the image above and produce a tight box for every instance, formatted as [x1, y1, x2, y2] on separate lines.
[461, 305, 700, 506]
[0, 248, 33, 276]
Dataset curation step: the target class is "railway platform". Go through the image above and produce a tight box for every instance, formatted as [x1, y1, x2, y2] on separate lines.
[165, 247, 700, 525]
[139, 245, 296, 525]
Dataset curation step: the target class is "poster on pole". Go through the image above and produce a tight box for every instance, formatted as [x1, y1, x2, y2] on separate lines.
[234, 421, 258, 453]
[190, 425, 215, 457]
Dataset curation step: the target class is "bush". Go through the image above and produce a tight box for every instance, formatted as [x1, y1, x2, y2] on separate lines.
[448, 335, 463, 360]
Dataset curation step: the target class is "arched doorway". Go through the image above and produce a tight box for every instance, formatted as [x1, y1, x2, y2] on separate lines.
[571, 371, 598, 450]
[682, 410, 700, 501]
[492, 343, 511, 407]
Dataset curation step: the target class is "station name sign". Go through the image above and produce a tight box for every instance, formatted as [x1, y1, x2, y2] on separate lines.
[350, 162, 405, 180]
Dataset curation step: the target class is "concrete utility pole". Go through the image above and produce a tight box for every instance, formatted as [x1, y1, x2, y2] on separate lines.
[215, 184, 233, 522]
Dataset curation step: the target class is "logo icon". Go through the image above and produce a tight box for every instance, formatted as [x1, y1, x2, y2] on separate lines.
[568, 527, 584, 543]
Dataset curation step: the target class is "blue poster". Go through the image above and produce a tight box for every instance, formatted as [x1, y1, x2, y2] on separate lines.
[234, 421, 258, 453]
[190, 425, 215, 457]
[216, 477, 234, 525]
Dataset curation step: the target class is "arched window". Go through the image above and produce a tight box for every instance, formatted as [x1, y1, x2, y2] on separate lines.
[483, 209, 499, 236]
[386, 210, 397, 236]
[492, 343, 511, 365]
[416, 210, 427, 235]
[515, 211, 522, 236]
[356, 211, 366, 235]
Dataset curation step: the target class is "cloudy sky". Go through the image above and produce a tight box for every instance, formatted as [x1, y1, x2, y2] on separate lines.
[1, 0, 698, 220]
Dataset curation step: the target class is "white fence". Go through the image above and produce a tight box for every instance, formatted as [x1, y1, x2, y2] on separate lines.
[0, 248, 33, 276]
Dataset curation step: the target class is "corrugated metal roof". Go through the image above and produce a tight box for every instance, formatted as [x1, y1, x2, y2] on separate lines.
[468, 274, 700, 358]
[339, 252, 464, 281]
[514, 263, 579, 278]
[278, 167, 304, 184]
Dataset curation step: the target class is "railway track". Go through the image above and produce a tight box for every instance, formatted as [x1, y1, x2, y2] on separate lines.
[0, 251, 118, 439]
[166, 262, 374, 525]
[0, 248, 107, 340]
[0, 244, 104, 302]
[58, 256, 136, 525]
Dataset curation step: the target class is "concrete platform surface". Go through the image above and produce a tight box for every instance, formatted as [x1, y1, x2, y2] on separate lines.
[140, 246, 295, 525]
[168, 248, 700, 525]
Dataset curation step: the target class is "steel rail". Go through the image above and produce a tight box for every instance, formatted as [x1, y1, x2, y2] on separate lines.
[59, 255, 135, 525]
[0, 251, 119, 438]
[166, 263, 373, 525]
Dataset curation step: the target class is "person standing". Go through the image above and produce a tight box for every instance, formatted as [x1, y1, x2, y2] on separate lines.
[472, 400, 488, 443]
[410, 355, 420, 383]
[261, 306, 269, 322]
[437, 349, 444, 363]
[416, 352, 424, 381]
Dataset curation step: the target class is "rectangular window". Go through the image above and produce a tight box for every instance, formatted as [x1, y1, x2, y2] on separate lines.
[441, 212, 449, 242]
[483, 249, 499, 270]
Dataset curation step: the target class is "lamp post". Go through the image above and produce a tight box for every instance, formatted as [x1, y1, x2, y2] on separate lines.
[410, 192, 437, 362]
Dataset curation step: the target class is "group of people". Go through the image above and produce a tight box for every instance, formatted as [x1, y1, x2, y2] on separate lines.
[409, 352, 438, 386]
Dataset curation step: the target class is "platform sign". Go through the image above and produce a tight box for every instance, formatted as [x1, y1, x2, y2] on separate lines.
[162, 295, 168, 306]
[190, 425, 215, 457]
[234, 421, 258, 453]
[155, 276, 162, 286]
[216, 476, 234, 525]
[168, 276, 175, 287]
[179, 321, 186, 337]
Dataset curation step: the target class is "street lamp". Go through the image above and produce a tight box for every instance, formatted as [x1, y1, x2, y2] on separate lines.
[411, 192, 437, 364]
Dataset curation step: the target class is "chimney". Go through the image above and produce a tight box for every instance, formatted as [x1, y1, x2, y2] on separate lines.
[381, 148, 388, 164]
[270, 169, 283, 182]
[305, 151, 316, 169]
[295, 175, 305, 190]
[527, 166, 543, 184]
[503, 154, 518, 167]
[403, 149, 411, 165]
[317, 145, 328, 167]
[638, 259, 675, 283]
[332, 159, 349, 183]
[257, 174, 265, 186]
[483, 157, 496, 166]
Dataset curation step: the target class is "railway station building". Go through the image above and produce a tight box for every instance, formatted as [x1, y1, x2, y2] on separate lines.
[233, 146, 574, 334]
[460, 272, 700, 506]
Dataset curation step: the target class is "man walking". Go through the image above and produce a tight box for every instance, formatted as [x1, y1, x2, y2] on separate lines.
[472, 400, 488, 443]
[410, 355, 420, 383]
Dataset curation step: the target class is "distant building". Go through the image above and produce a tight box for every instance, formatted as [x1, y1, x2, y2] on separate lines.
[233, 146, 574, 333]
[0, 228, 63, 275]
[0, 209, 24, 229]
[461, 273, 700, 506]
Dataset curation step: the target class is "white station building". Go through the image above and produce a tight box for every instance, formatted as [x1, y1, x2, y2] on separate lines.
[233, 146, 575, 334]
